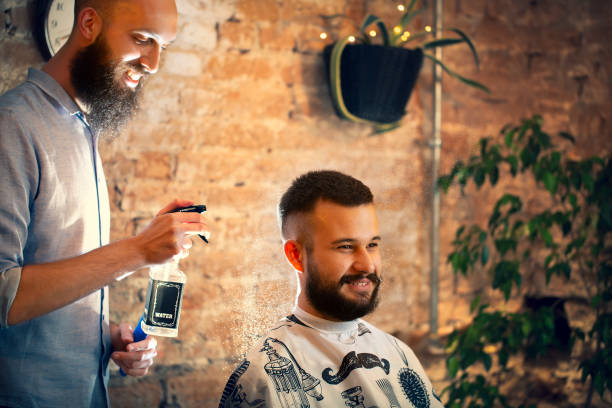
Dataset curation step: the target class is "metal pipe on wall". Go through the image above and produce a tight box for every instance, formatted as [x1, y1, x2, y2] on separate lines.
[430, 0, 443, 337]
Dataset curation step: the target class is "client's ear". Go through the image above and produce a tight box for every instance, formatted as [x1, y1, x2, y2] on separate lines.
[283, 240, 304, 273]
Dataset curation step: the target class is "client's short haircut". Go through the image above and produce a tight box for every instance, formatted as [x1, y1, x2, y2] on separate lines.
[279, 170, 373, 238]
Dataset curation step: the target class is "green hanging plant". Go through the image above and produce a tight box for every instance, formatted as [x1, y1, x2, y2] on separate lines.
[325, 0, 489, 133]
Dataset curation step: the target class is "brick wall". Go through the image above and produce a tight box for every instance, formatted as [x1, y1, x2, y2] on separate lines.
[1, 0, 610, 406]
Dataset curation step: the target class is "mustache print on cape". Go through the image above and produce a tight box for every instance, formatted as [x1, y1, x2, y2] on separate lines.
[322, 351, 390, 384]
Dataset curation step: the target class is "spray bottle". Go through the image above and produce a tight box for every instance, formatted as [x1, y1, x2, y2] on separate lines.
[140, 259, 186, 337]
[120, 204, 207, 375]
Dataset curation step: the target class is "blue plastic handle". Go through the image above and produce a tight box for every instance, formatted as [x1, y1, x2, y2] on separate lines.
[119, 315, 148, 376]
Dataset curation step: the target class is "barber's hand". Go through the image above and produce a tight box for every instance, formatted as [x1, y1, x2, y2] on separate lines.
[133, 198, 210, 264]
[111, 323, 158, 377]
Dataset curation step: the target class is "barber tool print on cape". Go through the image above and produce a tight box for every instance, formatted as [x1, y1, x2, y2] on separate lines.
[322, 351, 390, 385]
[219, 361, 265, 408]
[376, 378, 401, 408]
[357, 323, 372, 336]
[391, 338, 430, 408]
[340, 386, 376, 408]
[260, 337, 324, 407]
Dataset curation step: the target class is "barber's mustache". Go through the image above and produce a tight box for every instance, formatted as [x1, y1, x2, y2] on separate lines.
[122, 62, 148, 78]
[340, 273, 382, 286]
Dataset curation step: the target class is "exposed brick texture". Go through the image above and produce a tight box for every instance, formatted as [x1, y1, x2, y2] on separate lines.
[1, 0, 610, 406]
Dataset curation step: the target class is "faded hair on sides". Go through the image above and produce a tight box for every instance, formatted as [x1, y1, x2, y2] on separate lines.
[278, 170, 373, 239]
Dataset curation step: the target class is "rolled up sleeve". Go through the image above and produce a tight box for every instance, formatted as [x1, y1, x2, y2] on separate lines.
[0, 109, 37, 328]
[0, 267, 21, 328]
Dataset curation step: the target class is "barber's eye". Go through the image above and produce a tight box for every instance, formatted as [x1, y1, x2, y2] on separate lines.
[134, 36, 152, 45]
[368, 242, 379, 248]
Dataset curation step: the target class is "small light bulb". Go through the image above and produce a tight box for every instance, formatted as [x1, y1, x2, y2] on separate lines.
[369, 30, 377, 37]
[425, 25, 432, 32]
[397, 4, 405, 12]
[348, 35, 356, 42]
[320, 32, 328, 40]
[393, 25, 402, 34]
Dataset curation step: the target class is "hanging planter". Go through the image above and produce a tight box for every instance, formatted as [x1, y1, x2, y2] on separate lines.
[323, 1, 489, 133]
[325, 43, 423, 133]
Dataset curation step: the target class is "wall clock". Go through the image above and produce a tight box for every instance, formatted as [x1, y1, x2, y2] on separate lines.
[34, 0, 75, 60]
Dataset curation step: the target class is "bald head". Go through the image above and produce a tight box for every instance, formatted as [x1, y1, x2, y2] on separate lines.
[75, 0, 177, 25]
[74, 0, 113, 20]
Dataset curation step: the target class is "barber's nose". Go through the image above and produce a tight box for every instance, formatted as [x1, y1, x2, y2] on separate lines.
[140, 45, 161, 74]
[353, 247, 376, 274]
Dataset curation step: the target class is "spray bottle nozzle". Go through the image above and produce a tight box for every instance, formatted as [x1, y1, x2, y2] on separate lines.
[169, 205, 208, 243]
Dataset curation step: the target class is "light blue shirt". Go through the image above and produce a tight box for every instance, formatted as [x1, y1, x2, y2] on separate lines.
[0, 69, 112, 407]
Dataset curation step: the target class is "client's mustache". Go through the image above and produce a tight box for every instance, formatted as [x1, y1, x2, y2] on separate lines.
[340, 273, 382, 285]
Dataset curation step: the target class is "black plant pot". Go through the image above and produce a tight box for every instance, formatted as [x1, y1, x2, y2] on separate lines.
[324, 43, 424, 124]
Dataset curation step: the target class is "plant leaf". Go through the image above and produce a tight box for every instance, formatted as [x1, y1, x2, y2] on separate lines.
[506, 155, 519, 176]
[359, 14, 390, 46]
[373, 121, 401, 134]
[423, 53, 490, 93]
[559, 131, 576, 143]
[543, 172, 558, 194]
[404, 0, 419, 13]
[470, 295, 481, 313]
[489, 166, 499, 185]
[400, 6, 424, 29]
[504, 128, 516, 148]
[359, 14, 381, 34]
[448, 356, 460, 378]
[447, 27, 481, 69]
[423, 38, 465, 49]
[481, 245, 489, 265]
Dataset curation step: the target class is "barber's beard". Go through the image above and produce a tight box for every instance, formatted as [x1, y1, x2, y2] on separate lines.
[305, 261, 381, 321]
[70, 35, 146, 140]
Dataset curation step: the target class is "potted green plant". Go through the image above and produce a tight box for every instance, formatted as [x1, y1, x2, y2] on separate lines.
[324, 0, 489, 133]
[439, 115, 611, 407]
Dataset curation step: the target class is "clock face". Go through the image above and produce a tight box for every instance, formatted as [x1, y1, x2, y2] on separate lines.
[44, 0, 75, 57]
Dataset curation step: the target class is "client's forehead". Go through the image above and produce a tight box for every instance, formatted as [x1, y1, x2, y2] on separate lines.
[306, 200, 379, 241]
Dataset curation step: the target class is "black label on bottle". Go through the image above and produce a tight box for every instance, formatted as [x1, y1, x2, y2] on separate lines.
[143, 279, 184, 329]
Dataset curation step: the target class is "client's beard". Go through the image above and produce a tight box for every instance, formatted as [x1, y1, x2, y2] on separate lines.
[305, 262, 382, 321]
[70, 34, 145, 139]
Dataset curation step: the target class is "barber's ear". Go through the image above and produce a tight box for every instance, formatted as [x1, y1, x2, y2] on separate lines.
[76, 7, 102, 44]
[283, 240, 304, 273]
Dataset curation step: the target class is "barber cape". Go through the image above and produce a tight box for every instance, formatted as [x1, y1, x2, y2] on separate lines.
[219, 307, 444, 408]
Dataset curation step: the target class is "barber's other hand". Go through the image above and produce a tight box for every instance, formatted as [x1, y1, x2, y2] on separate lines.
[111, 323, 157, 377]
[132, 198, 210, 264]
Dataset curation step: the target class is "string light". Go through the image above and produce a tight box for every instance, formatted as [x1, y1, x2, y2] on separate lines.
[393, 25, 402, 34]
[369, 30, 377, 37]
[425, 25, 432, 32]
[348, 35, 356, 42]
[397, 4, 405, 12]
[320, 32, 328, 40]
[401, 31, 410, 41]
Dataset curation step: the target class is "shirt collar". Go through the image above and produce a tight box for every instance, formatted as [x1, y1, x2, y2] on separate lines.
[293, 305, 359, 334]
[26, 68, 82, 116]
